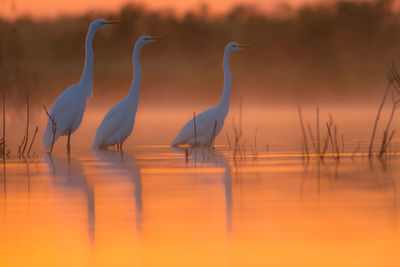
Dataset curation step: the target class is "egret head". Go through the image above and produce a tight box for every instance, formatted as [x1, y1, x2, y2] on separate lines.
[136, 35, 164, 48]
[226, 41, 251, 53]
[90, 19, 120, 31]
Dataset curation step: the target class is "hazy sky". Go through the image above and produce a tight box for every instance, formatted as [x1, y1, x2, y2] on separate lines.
[1, 0, 335, 19]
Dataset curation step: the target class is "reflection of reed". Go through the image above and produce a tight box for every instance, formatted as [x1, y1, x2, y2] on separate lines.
[44, 154, 95, 243]
[172, 146, 233, 232]
[93, 150, 143, 232]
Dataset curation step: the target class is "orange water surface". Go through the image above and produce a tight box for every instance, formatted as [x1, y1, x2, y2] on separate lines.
[0, 145, 399, 266]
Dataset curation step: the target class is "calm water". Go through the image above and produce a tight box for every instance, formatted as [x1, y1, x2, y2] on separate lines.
[0, 146, 399, 266]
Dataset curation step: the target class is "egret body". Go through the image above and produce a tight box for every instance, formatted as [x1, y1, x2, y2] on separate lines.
[42, 19, 118, 153]
[93, 35, 163, 150]
[171, 42, 250, 147]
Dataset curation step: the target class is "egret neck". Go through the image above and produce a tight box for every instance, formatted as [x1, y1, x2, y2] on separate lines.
[79, 25, 97, 99]
[127, 41, 143, 113]
[218, 47, 233, 117]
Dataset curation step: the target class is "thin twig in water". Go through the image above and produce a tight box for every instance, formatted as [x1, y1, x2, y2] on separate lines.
[341, 134, 344, 152]
[43, 105, 57, 155]
[18, 136, 26, 155]
[333, 125, 340, 159]
[326, 122, 335, 152]
[351, 141, 361, 159]
[297, 107, 309, 157]
[369, 80, 392, 157]
[307, 123, 319, 156]
[21, 95, 30, 156]
[379, 98, 399, 157]
[226, 132, 231, 150]
[2, 93, 5, 160]
[27, 126, 38, 157]
[320, 119, 333, 159]
[316, 106, 320, 155]
[253, 125, 259, 159]
[193, 112, 197, 147]
[208, 120, 217, 149]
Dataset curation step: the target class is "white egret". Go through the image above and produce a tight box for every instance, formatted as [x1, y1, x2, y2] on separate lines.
[42, 19, 119, 153]
[93, 35, 163, 150]
[171, 42, 250, 147]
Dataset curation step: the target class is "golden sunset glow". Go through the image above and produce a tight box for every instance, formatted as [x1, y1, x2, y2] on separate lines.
[4, 0, 328, 18]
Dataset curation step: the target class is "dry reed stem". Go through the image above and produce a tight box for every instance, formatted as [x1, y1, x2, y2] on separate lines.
[326, 122, 335, 151]
[316, 106, 320, 155]
[43, 105, 57, 155]
[253, 125, 259, 159]
[320, 119, 333, 159]
[209, 120, 217, 149]
[21, 95, 30, 156]
[18, 136, 26, 155]
[369, 80, 392, 157]
[297, 107, 309, 157]
[341, 134, 344, 152]
[378, 98, 399, 157]
[386, 130, 396, 153]
[307, 123, 319, 155]
[379, 100, 399, 157]
[351, 141, 361, 159]
[226, 132, 231, 150]
[193, 112, 197, 147]
[2, 93, 5, 160]
[333, 125, 340, 159]
[27, 126, 38, 157]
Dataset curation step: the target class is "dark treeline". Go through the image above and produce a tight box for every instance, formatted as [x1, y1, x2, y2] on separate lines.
[1, 0, 400, 107]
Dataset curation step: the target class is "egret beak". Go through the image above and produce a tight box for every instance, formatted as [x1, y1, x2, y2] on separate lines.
[233, 44, 251, 48]
[101, 20, 120, 25]
[145, 36, 165, 40]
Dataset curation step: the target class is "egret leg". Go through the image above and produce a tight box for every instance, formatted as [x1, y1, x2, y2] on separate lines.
[120, 142, 123, 153]
[67, 129, 71, 155]
[116, 144, 120, 151]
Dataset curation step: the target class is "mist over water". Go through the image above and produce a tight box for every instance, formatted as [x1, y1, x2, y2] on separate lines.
[1, 0, 400, 108]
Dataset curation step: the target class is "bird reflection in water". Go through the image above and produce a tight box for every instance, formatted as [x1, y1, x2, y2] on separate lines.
[93, 150, 142, 232]
[172, 146, 233, 232]
[44, 154, 95, 243]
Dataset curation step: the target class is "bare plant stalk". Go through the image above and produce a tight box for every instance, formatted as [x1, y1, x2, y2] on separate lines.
[369, 80, 392, 157]
[208, 120, 217, 149]
[27, 126, 38, 157]
[253, 125, 259, 158]
[333, 125, 340, 159]
[297, 107, 309, 157]
[18, 136, 26, 155]
[193, 112, 197, 147]
[43, 105, 57, 155]
[320, 136, 329, 159]
[321, 119, 333, 158]
[2, 93, 5, 160]
[239, 98, 243, 138]
[307, 123, 318, 156]
[385, 130, 396, 154]
[351, 141, 361, 159]
[341, 135, 344, 152]
[232, 117, 243, 162]
[226, 132, 231, 150]
[21, 95, 30, 156]
[379, 100, 398, 157]
[316, 106, 320, 155]
[326, 122, 334, 151]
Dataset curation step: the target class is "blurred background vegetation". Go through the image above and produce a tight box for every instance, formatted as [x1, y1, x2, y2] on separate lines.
[1, 0, 400, 108]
